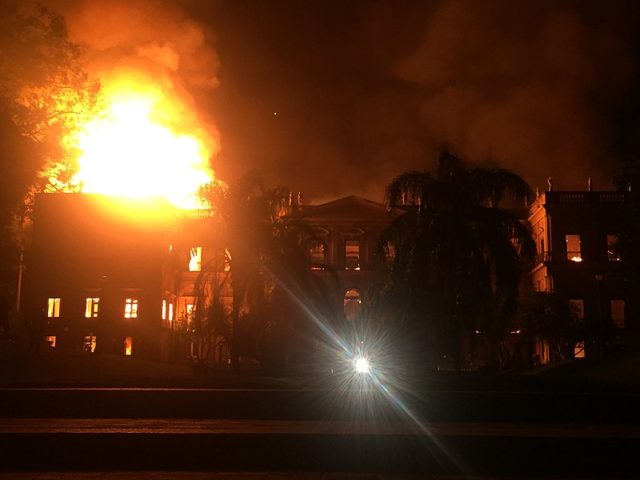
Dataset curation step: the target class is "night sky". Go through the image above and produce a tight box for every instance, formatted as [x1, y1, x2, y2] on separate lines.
[47, 0, 640, 201]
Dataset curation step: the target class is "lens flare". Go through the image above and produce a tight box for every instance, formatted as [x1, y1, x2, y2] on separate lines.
[354, 356, 370, 374]
[68, 78, 215, 209]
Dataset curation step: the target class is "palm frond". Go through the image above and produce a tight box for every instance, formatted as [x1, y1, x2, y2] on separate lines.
[470, 167, 531, 207]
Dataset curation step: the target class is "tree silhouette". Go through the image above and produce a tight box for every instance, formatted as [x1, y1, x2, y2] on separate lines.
[0, 3, 98, 329]
[378, 151, 535, 370]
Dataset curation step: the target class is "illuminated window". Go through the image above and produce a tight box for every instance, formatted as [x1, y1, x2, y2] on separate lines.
[85, 298, 100, 318]
[162, 300, 167, 320]
[224, 248, 231, 272]
[343, 288, 362, 322]
[47, 298, 61, 318]
[565, 234, 582, 262]
[607, 235, 621, 261]
[83, 335, 97, 353]
[124, 298, 138, 318]
[124, 336, 133, 356]
[45, 335, 56, 348]
[186, 303, 195, 324]
[569, 299, 585, 319]
[611, 300, 625, 328]
[169, 303, 174, 322]
[310, 243, 325, 269]
[574, 341, 585, 358]
[345, 240, 360, 270]
[189, 246, 202, 272]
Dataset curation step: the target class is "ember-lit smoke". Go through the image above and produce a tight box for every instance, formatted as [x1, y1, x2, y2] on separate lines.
[46, 0, 220, 207]
[41, 0, 639, 202]
[393, 0, 637, 192]
[193, 1, 638, 202]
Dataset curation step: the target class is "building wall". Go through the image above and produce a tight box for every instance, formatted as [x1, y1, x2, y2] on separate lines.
[528, 190, 633, 360]
[27, 194, 172, 359]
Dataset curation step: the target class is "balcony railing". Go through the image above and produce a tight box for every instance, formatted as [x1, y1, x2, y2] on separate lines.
[179, 208, 213, 219]
[537, 191, 627, 206]
[535, 251, 625, 264]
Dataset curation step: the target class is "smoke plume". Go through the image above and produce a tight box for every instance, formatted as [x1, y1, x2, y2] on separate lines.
[393, 0, 637, 192]
[47, 0, 220, 158]
[39, 0, 640, 200]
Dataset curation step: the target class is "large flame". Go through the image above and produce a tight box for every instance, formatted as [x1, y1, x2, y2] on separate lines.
[69, 78, 215, 209]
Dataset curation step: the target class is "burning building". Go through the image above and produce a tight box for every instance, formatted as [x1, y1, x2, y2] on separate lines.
[25, 182, 637, 368]
[528, 188, 635, 362]
[26, 191, 392, 365]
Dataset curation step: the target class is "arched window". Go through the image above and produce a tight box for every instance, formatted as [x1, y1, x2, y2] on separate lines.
[343, 288, 362, 322]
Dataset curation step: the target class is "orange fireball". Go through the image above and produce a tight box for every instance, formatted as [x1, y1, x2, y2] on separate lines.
[70, 78, 215, 209]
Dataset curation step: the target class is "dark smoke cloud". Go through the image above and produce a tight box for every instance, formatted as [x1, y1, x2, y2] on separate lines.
[40, 0, 640, 200]
[192, 0, 640, 201]
[395, 0, 637, 193]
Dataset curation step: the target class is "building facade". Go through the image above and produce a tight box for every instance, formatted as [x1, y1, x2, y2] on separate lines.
[28, 189, 636, 367]
[26, 193, 392, 365]
[528, 190, 635, 361]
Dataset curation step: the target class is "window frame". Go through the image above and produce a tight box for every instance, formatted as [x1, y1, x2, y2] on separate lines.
[344, 239, 361, 270]
[47, 298, 61, 318]
[565, 234, 582, 262]
[85, 297, 100, 318]
[189, 246, 203, 272]
[124, 298, 139, 319]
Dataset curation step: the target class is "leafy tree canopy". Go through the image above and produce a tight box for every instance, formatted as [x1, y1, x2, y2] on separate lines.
[0, 1, 98, 224]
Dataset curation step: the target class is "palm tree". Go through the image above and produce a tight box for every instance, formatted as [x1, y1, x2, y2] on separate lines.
[379, 151, 536, 370]
[257, 216, 340, 372]
[199, 173, 335, 372]
[517, 291, 584, 366]
[189, 250, 231, 368]
[199, 173, 291, 370]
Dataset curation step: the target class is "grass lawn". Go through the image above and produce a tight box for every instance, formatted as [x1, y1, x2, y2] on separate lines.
[2, 339, 639, 391]
[0, 341, 303, 388]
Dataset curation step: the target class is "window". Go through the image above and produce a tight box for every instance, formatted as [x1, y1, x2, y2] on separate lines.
[85, 298, 100, 318]
[343, 288, 362, 322]
[569, 299, 585, 319]
[45, 335, 56, 348]
[124, 336, 133, 356]
[186, 303, 195, 324]
[124, 298, 138, 318]
[611, 300, 625, 328]
[47, 298, 61, 318]
[224, 248, 231, 272]
[574, 341, 585, 358]
[565, 234, 582, 262]
[310, 243, 325, 269]
[607, 235, 621, 261]
[162, 300, 167, 320]
[83, 335, 97, 353]
[189, 246, 202, 272]
[345, 240, 360, 270]
[169, 303, 174, 322]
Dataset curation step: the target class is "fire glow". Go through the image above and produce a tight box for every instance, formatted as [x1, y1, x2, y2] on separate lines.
[70, 80, 215, 209]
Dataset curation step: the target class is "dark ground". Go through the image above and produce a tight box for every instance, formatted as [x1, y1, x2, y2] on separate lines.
[1, 343, 639, 477]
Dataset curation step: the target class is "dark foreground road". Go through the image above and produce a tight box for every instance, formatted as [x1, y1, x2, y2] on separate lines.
[2, 387, 639, 422]
[0, 473, 563, 479]
[1, 388, 639, 477]
[1, 418, 638, 476]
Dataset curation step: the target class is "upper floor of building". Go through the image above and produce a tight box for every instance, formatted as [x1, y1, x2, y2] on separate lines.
[528, 190, 629, 267]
